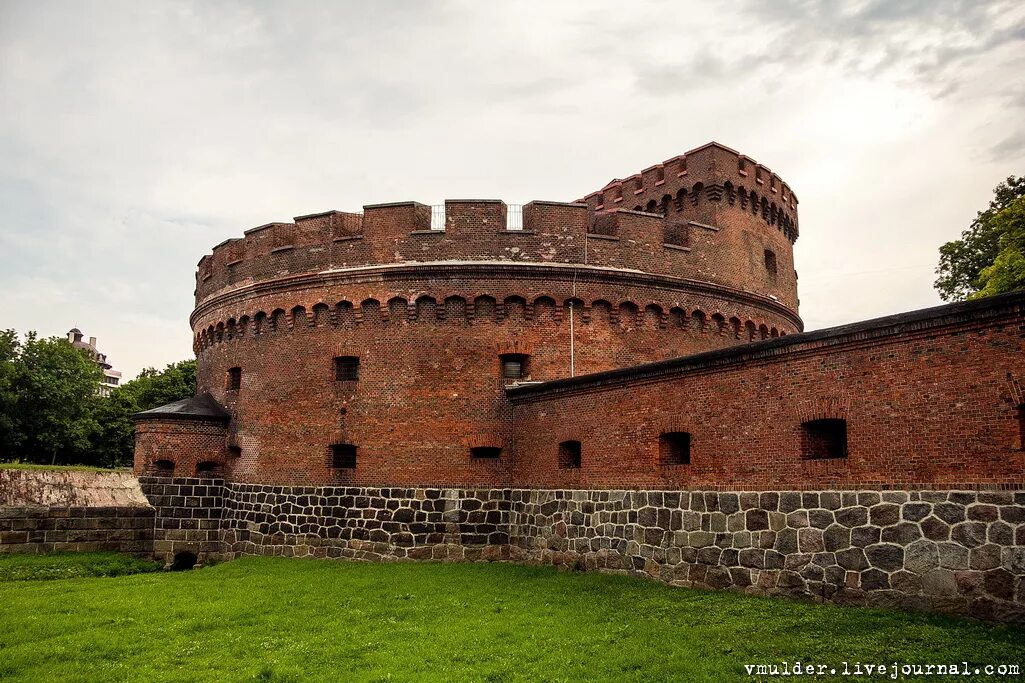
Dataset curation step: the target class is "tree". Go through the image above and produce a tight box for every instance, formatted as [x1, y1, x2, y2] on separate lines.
[935, 175, 1025, 301]
[92, 360, 197, 467]
[0, 332, 103, 465]
[119, 360, 196, 411]
[0, 330, 196, 468]
[0, 330, 23, 456]
[972, 196, 1025, 299]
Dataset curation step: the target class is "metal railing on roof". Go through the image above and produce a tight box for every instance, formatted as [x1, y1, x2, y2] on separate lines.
[506, 204, 523, 230]
[430, 204, 445, 231]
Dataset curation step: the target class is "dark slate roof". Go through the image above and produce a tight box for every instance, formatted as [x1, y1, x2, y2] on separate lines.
[133, 392, 230, 423]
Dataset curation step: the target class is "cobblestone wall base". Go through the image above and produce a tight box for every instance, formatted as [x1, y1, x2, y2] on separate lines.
[140, 480, 1025, 622]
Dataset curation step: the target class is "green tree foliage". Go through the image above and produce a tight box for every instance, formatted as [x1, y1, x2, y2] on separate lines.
[0, 331, 103, 465]
[0, 330, 196, 467]
[92, 360, 197, 467]
[972, 196, 1025, 299]
[0, 330, 23, 456]
[935, 175, 1025, 301]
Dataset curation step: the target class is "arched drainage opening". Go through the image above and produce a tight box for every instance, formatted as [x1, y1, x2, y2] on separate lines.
[170, 551, 198, 571]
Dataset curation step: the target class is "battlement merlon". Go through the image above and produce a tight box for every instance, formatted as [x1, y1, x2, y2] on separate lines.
[194, 193, 798, 315]
[576, 142, 800, 243]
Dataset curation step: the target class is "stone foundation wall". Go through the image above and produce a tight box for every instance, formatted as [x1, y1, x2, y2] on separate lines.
[509, 489, 1025, 622]
[219, 484, 511, 561]
[140, 480, 1025, 622]
[138, 477, 224, 565]
[0, 506, 154, 556]
[0, 469, 155, 556]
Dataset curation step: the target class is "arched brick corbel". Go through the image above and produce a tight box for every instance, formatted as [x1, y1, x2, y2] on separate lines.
[496, 340, 535, 357]
[464, 432, 505, 450]
[796, 397, 852, 423]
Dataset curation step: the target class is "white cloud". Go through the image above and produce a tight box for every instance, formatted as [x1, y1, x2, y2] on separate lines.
[1, 0, 1023, 378]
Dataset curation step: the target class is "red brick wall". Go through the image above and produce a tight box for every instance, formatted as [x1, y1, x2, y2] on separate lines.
[144, 143, 816, 487]
[191, 264, 799, 487]
[509, 296, 1025, 490]
[133, 420, 227, 478]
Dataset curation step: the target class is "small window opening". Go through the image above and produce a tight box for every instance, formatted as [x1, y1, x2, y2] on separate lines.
[558, 440, 582, 469]
[154, 459, 175, 475]
[659, 432, 691, 465]
[227, 445, 242, 459]
[170, 551, 197, 571]
[195, 461, 222, 477]
[664, 222, 689, 247]
[802, 419, 848, 459]
[334, 356, 360, 381]
[227, 367, 242, 391]
[330, 443, 357, 469]
[764, 249, 778, 277]
[500, 353, 529, 381]
[470, 446, 502, 459]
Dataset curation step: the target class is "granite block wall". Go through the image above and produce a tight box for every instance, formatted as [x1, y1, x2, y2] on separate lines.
[508, 489, 1025, 622]
[0, 505, 154, 556]
[219, 483, 511, 562]
[200, 483, 1025, 622]
[138, 476, 224, 565]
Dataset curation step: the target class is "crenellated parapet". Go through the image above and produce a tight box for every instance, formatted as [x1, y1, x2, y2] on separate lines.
[197, 160, 799, 314]
[197, 200, 592, 304]
[577, 142, 799, 244]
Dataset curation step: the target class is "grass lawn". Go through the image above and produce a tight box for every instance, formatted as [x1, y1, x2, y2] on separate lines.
[0, 462, 126, 472]
[0, 555, 1022, 682]
[0, 552, 161, 582]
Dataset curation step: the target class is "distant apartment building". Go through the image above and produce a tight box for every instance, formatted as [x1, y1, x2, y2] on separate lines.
[66, 328, 122, 396]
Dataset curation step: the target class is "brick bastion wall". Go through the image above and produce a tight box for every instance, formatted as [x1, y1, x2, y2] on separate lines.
[152, 141, 803, 488]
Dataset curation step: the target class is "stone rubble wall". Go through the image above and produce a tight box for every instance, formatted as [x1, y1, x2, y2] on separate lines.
[218, 483, 511, 562]
[0, 469, 150, 507]
[509, 489, 1025, 623]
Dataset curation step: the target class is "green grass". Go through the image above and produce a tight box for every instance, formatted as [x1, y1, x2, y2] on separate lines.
[0, 462, 126, 472]
[0, 552, 161, 581]
[0, 556, 1022, 682]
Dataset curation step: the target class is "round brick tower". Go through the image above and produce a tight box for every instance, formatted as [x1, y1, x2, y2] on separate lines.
[134, 142, 801, 486]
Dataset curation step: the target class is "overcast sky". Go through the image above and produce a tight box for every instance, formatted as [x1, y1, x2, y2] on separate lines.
[2, 0, 1024, 379]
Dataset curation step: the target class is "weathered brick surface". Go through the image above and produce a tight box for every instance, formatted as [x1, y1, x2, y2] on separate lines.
[155, 142, 803, 487]
[509, 295, 1025, 490]
[0, 505, 154, 556]
[134, 420, 228, 478]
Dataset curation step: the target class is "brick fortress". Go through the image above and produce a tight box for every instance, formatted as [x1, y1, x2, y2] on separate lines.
[132, 142, 1025, 621]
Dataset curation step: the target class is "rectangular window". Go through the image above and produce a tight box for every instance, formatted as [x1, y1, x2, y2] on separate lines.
[802, 419, 848, 459]
[227, 367, 242, 391]
[664, 223, 689, 247]
[659, 432, 691, 465]
[470, 446, 502, 459]
[764, 249, 778, 277]
[330, 443, 357, 469]
[558, 440, 582, 469]
[334, 356, 360, 381]
[500, 353, 529, 381]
